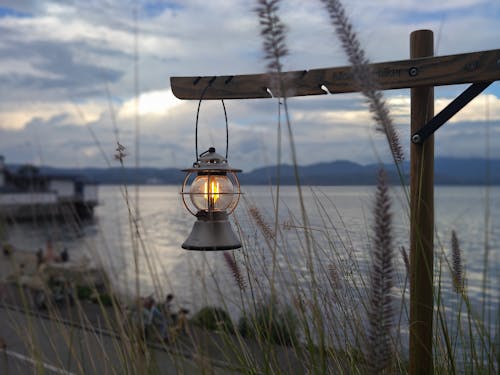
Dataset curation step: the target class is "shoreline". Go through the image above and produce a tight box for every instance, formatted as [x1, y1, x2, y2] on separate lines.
[0, 247, 307, 374]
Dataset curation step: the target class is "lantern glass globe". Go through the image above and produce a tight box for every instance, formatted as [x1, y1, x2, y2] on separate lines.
[189, 174, 234, 211]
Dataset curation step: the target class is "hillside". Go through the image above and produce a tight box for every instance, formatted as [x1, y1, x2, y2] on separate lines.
[6, 158, 500, 185]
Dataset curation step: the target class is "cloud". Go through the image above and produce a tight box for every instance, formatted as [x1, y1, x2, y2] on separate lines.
[0, 1, 40, 14]
[355, 0, 487, 12]
[0, 101, 103, 130]
[0, 0, 499, 168]
[436, 94, 500, 123]
[118, 88, 182, 118]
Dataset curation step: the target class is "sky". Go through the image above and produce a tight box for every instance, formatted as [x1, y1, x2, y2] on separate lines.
[0, 0, 499, 171]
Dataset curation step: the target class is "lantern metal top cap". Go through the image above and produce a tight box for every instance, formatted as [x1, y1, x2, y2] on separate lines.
[199, 147, 225, 164]
[183, 147, 242, 173]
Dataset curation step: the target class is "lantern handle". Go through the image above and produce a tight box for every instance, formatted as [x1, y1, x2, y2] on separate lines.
[195, 82, 229, 161]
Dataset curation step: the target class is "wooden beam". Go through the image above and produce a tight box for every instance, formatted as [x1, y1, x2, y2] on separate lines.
[170, 48, 500, 100]
[409, 29, 435, 375]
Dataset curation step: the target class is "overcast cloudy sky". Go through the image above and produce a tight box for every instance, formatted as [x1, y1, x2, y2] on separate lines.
[0, 0, 499, 171]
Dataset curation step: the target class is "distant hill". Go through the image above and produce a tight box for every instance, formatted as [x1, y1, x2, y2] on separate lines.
[5, 158, 500, 185]
[240, 158, 500, 185]
[39, 166, 186, 185]
[239, 160, 379, 185]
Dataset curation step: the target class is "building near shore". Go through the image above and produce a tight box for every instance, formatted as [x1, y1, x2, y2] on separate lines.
[0, 155, 97, 220]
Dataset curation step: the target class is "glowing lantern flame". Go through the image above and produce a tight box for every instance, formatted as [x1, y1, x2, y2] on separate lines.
[204, 179, 220, 206]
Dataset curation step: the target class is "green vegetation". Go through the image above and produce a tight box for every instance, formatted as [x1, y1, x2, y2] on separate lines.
[76, 285, 93, 300]
[192, 306, 235, 333]
[238, 299, 299, 347]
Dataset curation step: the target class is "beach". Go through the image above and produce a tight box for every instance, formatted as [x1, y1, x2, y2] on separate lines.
[0, 246, 311, 374]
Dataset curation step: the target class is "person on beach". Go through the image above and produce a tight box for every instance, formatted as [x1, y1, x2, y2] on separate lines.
[163, 294, 175, 323]
[176, 308, 190, 335]
[149, 297, 168, 342]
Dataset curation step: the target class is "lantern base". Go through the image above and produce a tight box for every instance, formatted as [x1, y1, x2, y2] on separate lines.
[182, 211, 241, 251]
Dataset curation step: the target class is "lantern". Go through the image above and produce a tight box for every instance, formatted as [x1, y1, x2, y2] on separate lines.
[181, 147, 241, 250]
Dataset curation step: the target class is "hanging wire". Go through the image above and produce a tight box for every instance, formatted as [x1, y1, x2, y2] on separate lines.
[195, 83, 230, 161]
[221, 99, 229, 160]
[194, 83, 210, 161]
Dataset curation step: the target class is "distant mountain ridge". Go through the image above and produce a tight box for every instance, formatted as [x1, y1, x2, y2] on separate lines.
[240, 157, 500, 185]
[6, 157, 500, 185]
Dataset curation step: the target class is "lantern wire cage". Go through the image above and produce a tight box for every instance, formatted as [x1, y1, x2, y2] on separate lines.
[180, 83, 242, 217]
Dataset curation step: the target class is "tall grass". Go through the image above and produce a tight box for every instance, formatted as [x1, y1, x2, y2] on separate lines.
[367, 170, 395, 374]
[320, 0, 404, 165]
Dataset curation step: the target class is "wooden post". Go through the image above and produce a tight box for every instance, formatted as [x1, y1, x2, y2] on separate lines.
[409, 29, 435, 375]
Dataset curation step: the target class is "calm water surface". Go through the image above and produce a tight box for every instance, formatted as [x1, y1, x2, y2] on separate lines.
[5, 185, 499, 330]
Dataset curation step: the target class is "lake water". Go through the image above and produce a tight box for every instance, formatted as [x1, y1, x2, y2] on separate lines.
[4, 184, 499, 347]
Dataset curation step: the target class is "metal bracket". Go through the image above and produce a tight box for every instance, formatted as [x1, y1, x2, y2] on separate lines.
[411, 81, 493, 144]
